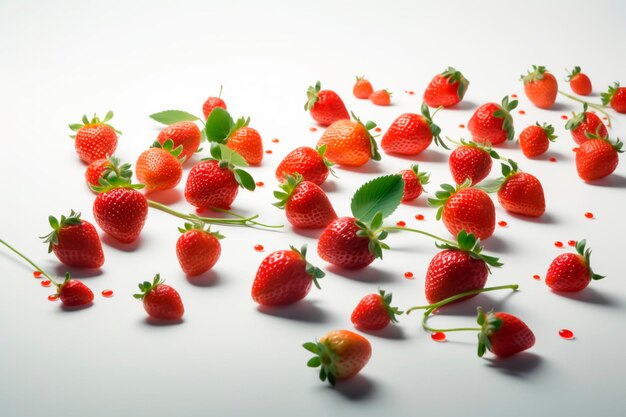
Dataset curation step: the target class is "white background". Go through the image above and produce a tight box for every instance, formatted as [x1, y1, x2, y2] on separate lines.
[1, 1, 625, 416]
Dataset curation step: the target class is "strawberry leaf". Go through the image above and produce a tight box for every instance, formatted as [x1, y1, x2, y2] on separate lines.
[205, 108, 234, 143]
[149, 110, 200, 125]
[233, 169, 256, 191]
[351, 175, 404, 223]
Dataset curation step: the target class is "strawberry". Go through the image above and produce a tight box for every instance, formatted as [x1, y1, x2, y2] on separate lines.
[494, 159, 545, 217]
[381, 104, 445, 155]
[184, 144, 256, 210]
[519, 123, 557, 157]
[273, 174, 337, 229]
[157, 121, 202, 162]
[136, 139, 184, 192]
[134, 274, 184, 320]
[369, 89, 391, 106]
[545, 239, 604, 292]
[68, 111, 120, 164]
[205, 108, 263, 165]
[477, 308, 535, 357]
[176, 222, 222, 276]
[317, 113, 381, 167]
[575, 135, 623, 181]
[251, 244, 325, 306]
[40, 210, 104, 269]
[468, 96, 517, 145]
[429, 181, 496, 240]
[351, 289, 402, 330]
[275, 145, 334, 185]
[565, 104, 608, 145]
[566, 66, 592, 96]
[86, 156, 132, 191]
[601, 81, 626, 113]
[85, 158, 112, 188]
[317, 217, 376, 269]
[448, 139, 498, 185]
[520, 65, 558, 109]
[202, 86, 227, 119]
[423, 67, 470, 108]
[303, 330, 371, 385]
[353, 76, 374, 99]
[400, 164, 429, 202]
[55, 273, 95, 307]
[304, 81, 350, 126]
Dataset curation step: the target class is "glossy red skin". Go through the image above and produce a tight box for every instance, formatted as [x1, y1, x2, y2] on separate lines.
[143, 284, 184, 320]
[227, 126, 263, 166]
[442, 188, 495, 240]
[53, 220, 104, 268]
[176, 230, 221, 276]
[317, 217, 375, 270]
[575, 139, 619, 181]
[252, 249, 312, 306]
[570, 112, 607, 145]
[85, 158, 111, 188]
[275, 146, 329, 185]
[468, 103, 508, 145]
[320, 330, 372, 380]
[75, 124, 118, 164]
[423, 74, 462, 108]
[135, 148, 183, 192]
[425, 250, 488, 304]
[381, 113, 432, 155]
[524, 72, 558, 109]
[400, 169, 423, 202]
[370, 90, 391, 106]
[488, 313, 536, 357]
[449, 146, 492, 185]
[310, 90, 349, 126]
[185, 160, 239, 210]
[545, 253, 590, 292]
[609, 87, 626, 113]
[497, 172, 545, 217]
[351, 294, 390, 330]
[285, 181, 337, 229]
[202, 96, 227, 120]
[157, 121, 201, 162]
[58, 280, 94, 307]
[93, 188, 148, 244]
[519, 125, 549, 157]
[570, 73, 592, 96]
[353, 79, 374, 99]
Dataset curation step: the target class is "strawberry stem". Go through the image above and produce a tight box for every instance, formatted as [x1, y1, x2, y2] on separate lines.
[423, 324, 481, 333]
[0, 238, 57, 284]
[211, 207, 284, 229]
[405, 284, 519, 314]
[380, 226, 456, 246]
[558, 90, 612, 127]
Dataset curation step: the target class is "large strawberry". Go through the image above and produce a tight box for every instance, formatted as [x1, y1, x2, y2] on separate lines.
[601, 81, 626, 113]
[351, 289, 402, 330]
[381, 104, 445, 155]
[156, 121, 202, 162]
[575, 134, 623, 181]
[136, 139, 184, 192]
[251, 244, 325, 306]
[303, 330, 372, 385]
[205, 108, 263, 165]
[275, 145, 334, 185]
[423, 67, 470, 108]
[400, 164, 429, 202]
[202, 86, 227, 119]
[448, 139, 499, 185]
[521, 65, 558, 109]
[477, 308, 535, 357]
[134, 274, 184, 320]
[519, 123, 557, 157]
[468, 96, 517, 145]
[566, 66, 592, 96]
[176, 222, 222, 276]
[304, 81, 350, 126]
[565, 104, 608, 145]
[493, 159, 545, 217]
[273, 174, 337, 229]
[69, 111, 120, 164]
[545, 239, 604, 292]
[353, 76, 374, 99]
[317, 113, 381, 167]
[40, 210, 104, 269]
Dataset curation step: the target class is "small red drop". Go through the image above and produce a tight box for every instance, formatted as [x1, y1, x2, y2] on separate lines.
[101, 289, 114, 298]
[533, 274, 541, 280]
[404, 272, 414, 279]
[48, 295, 58, 302]
[309, 127, 317, 132]
[559, 329, 574, 339]
[271, 138, 279, 143]
[549, 157, 557, 162]
[458, 124, 465, 129]
[374, 127, 381, 132]
[602, 116, 608, 120]
[554, 241, 564, 248]
[568, 240, 576, 247]
[33, 271, 42, 278]
[396, 220, 406, 227]
[255, 181, 264, 187]
[561, 115, 569, 120]
[408, 91, 415, 95]
[41, 280, 51, 287]
[498, 220, 508, 227]
[415, 214, 425, 221]
[254, 244, 264, 252]
[265, 150, 273, 154]
[584, 212, 594, 219]
[431, 332, 446, 342]
[511, 94, 518, 98]
[518, 110, 526, 115]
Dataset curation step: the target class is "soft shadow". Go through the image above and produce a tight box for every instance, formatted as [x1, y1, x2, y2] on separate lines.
[484, 352, 544, 377]
[320, 180, 339, 193]
[292, 228, 323, 239]
[326, 265, 397, 284]
[257, 300, 328, 323]
[358, 325, 406, 340]
[584, 174, 626, 188]
[386, 149, 448, 163]
[541, 149, 570, 162]
[53, 264, 103, 278]
[480, 234, 510, 253]
[448, 100, 478, 111]
[401, 197, 429, 208]
[186, 270, 219, 287]
[60, 302, 94, 312]
[327, 374, 377, 401]
[183, 153, 201, 167]
[491, 140, 519, 150]
[338, 163, 385, 174]
[551, 287, 619, 307]
[506, 211, 558, 225]
[101, 234, 142, 252]
[145, 189, 182, 205]
[144, 317, 184, 326]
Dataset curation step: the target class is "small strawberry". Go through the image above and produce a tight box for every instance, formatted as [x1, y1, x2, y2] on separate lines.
[184, 144, 256, 210]
[273, 174, 337, 229]
[68, 111, 120, 164]
[399, 164, 429, 202]
[565, 104, 608, 145]
[353, 76, 374, 99]
[381, 104, 445, 155]
[134, 274, 184, 320]
[85, 158, 112, 188]
[351, 289, 402, 330]
[176, 222, 223, 276]
[304, 81, 350, 126]
[575, 134, 623, 181]
[86, 156, 132, 191]
[55, 272, 95, 307]
[369, 89, 391, 106]
[545, 239, 604, 292]
[136, 139, 184, 192]
[205, 108, 263, 165]
[519, 123, 557, 157]
[252, 244, 325, 306]
[317, 113, 381, 167]
[275, 145, 334, 185]
[157, 121, 202, 162]
[423, 67, 470, 108]
[601, 81, 626, 113]
[477, 308, 535, 358]
[40, 210, 104, 269]
[448, 139, 499, 185]
[468, 96, 517, 145]
[494, 159, 546, 217]
[565, 66, 592, 96]
[303, 330, 372, 385]
[202, 86, 227, 119]
[520, 65, 558, 109]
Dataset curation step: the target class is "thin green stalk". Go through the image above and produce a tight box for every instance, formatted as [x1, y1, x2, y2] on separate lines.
[212, 207, 284, 229]
[558, 90, 612, 127]
[381, 226, 456, 246]
[0, 238, 56, 283]
[406, 284, 519, 314]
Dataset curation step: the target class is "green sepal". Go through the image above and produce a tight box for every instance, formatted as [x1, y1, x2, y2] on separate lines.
[427, 179, 472, 221]
[565, 66, 582, 82]
[350, 174, 404, 223]
[520, 65, 547, 84]
[410, 163, 430, 191]
[601, 81, 620, 106]
[537, 122, 558, 142]
[476, 307, 503, 357]
[273, 174, 303, 209]
[149, 110, 200, 125]
[420, 102, 448, 149]
[302, 338, 340, 386]
[354, 211, 392, 260]
[203, 144, 256, 191]
[69, 110, 121, 138]
[89, 157, 144, 193]
[565, 104, 588, 131]
[304, 81, 321, 111]
[434, 229, 503, 271]
[133, 273, 163, 300]
[378, 289, 403, 323]
[151, 139, 185, 162]
[574, 239, 605, 281]
[290, 244, 325, 290]
[39, 210, 83, 253]
[492, 96, 518, 141]
[351, 111, 381, 161]
[177, 221, 224, 240]
[441, 66, 469, 100]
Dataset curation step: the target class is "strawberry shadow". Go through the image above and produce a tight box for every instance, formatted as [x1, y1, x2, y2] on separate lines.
[550, 287, 618, 307]
[186, 270, 219, 287]
[320, 180, 339, 193]
[479, 234, 511, 253]
[584, 174, 626, 188]
[505, 211, 558, 225]
[59, 302, 94, 312]
[256, 299, 328, 323]
[145, 189, 183, 205]
[326, 265, 397, 284]
[386, 149, 448, 163]
[448, 100, 478, 111]
[292, 227, 323, 239]
[52, 264, 103, 279]
[484, 352, 544, 377]
[357, 325, 406, 340]
[337, 163, 385, 174]
[144, 317, 184, 326]
[101, 234, 142, 252]
[544, 102, 574, 112]
[323, 374, 377, 401]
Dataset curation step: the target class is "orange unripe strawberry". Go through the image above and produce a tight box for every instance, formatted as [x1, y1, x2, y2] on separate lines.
[521, 65, 558, 109]
[317, 115, 381, 167]
[227, 126, 263, 166]
[136, 140, 184, 192]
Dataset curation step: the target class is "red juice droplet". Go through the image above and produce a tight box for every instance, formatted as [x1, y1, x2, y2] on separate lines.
[265, 150, 272, 154]
[458, 124, 465, 129]
[33, 271, 42, 278]
[568, 240, 577, 247]
[533, 274, 541, 280]
[554, 241, 564, 248]
[271, 138, 279, 143]
[48, 294, 58, 302]
[549, 157, 557, 162]
[511, 94, 518, 98]
[602, 116, 608, 120]
[374, 127, 381, 132]
[408, 91, 415, 95]
[255, 181, 264, 187]
[498, 220, 508, 227]
[561, 114, 569, 120]
[404, 272, 414, 279]
[101, 289, 114, 298]
[41, 280, 51, 287]
[431, 332, 446, 342]
[559, 329, 574, 339]
[518, 110, 526, 115]
[254, 244, 264, 252]
[396, 220, 406, 227]
[309, 127, 317, 132]
[415, 214, 425, 221]
[584, 212, 594, 219]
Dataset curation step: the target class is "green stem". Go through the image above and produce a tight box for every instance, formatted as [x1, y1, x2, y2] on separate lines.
[0, 238, 56, 283]
[558, 90, 612, 127]
[381, 226, 456, 246]
[422, 319, 481, 333]
[406, 284, 519, 314]
[212, 207, 284, 229]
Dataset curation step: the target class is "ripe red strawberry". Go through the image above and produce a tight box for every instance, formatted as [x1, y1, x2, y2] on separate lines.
[136, 139, 184, 192]
[317, 217, 376, 269]
[304, 81, 350, 126]
[468, 96, 517, 145]
[202, 86, 227, 119]
[448, 139, 498, 185]
[85, 158, 112, 188]
[134, 274, 184, 320]
[205, 109, 263, 165]
[519, 123, 557, 157]
[423, 67, 470, 108]
[521, 65, 558, 109]
[429, 182, 496, 240]
[477, 308, 535, 358]
[317, 114, 381, 167]
[303, 330, 372, 385]
[369, 89, 391, 106]
[575, 135, 623, 181]
[566, 66, 592, 96]
[353, 76, 374, 99]
[185, 144, 256, 210]
[273, 174, 337, 229]
[69, 111, 120, 164]
[252, 244, 324, 306]
[55, 273, 94, 307]
[400, 164, 429, 202]
[565, 104, 608, 145]
[157, 121, 202, 162]
[601, 81, 626, 113]
[85, 156, 132, 191]
[351, 289, 402, 330]
[495, 160, 545, 217]
[545, 239, 604, 292]
[40, 210, 104, 268]
[275, 145, 334, 185]
[176, 222, 222, 276]
[381, 104, 445, 155]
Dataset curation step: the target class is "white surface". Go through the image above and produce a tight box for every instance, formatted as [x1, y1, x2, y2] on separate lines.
[1, 1, 626, 416]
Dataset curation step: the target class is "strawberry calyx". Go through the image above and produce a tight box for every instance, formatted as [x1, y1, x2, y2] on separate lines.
[445, 136, 501, 159]
[40, 210, 83, 253]
[574, 239, 605, 281]
[565, 104, 589, 131]
[378, 289, 403, 323]
[205, 108, 250, 144]
[151, 139, 186, 163]
[476, 307, 503, 357]
[290, 243, 325, 289]
[177, 221, 224, 240]
[435, 229, 503, 270]
[410, 163, 430, 189]
[537, 122, 557, 141]
[202, 143, 256, 191]
[133, 273, 164, 300]
[89, 157, 144, 193]
[303, 339, 341, 386]
[69, 110, 121, 139]
[273, 174, 304, 209]
[520, 65, 547, 85]
[584, 130, 624, 153]
[601, 81, 620, 106]
[421, 103, 448, 149]
[427, 179, 472, 220]
[316, 144, 337, 177]
[492, 96, 518, 141]
[350, 111, 381, 161]
[565, 66, 582, 82]
[441, 66, 469, 100]
[304, 81, 322, 111]
[355, 212, 391, 260]
[54, 272, 74, 295]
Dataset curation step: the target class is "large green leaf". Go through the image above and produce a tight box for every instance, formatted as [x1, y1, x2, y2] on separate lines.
[205, 107, 233, 142]
[149, 110, 200, 125]
[350, 174, 404, 223]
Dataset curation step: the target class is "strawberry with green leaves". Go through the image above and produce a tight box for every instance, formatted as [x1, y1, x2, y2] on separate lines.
[565, 66, 592, 96]
[273, 174, 337, 229]
[519, 123, 557, 157]
[69, 111, 120, 164]
[202, 86, 227, 119]
[521, 65, 558, 109]
[85, 156, 131, 190]
[491, 159, 546, 218]
[447, 138, 499, 185]
[601, 81, 626, 113]
[575, 133, 623, 181]
[545, 239, 604, 292]
[304, 81, 350, 126]
[134, 274, 184, 320]
[381, 104, 446, 155]
[423, 67, 470, 108]
[275, 145, 334, 185]
[351, 289, 402, 330]
[317, 113, 381, 167]
[468, 96, 517, 145]
[205, 108, 263, 165]
[136, 139, 185, 192]
[149, 110, 204, 162]
[399, 164, 429, 202]
[565, 104, 608, 145]
[176, 222, 223, 276]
